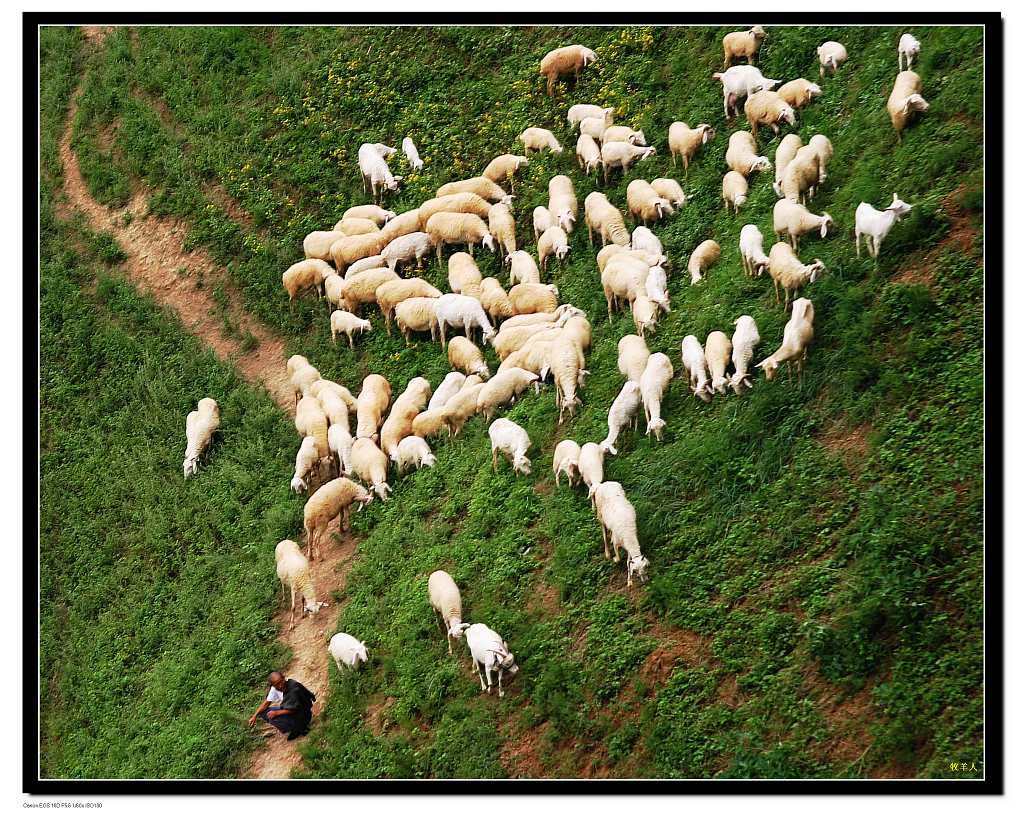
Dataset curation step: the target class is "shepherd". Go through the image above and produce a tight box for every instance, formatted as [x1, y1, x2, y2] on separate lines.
[247, 671, 316, 741]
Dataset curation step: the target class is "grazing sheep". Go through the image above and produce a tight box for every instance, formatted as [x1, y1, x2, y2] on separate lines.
[584, 191, 631, 247]
[508, 250, 542, 286]
[532, 206, 556, 244]
[434, 293, 496, 348]
[183, 397, 220, 478]
[283, 259, 331, 301]
[579, 442, 605, 502]
[576, 133, 603, 175]
[756, 298, 815, 382]
[275, 539, 328, 627]
[328, 422, 354, 477]
[617, 334, 651, 383]
[688, 240, 721, 285]
[519, 127, 564, 155]
[779, 145, 822, 203]
[313, 384, 351, 431]
[393, 435, 436, 474]
[351, 437, 392, 501]
[818, 41, 848, 77]
[493, 321, 559, 360]
[488, 203, 517, 261]
[632, 226, 663, 257]
[681, 335, 714, 402]
[380, 377, 432, 459]
[343, 204, 396, 226]
[739, 224, 770, 277]
[290, 362, 321, 402]
[302, 477, 373, 560]
[579, 115, 609, 142]
[552, 439, 582, 487]
[548, 175, 578, 233]
[340, 267, 399, 314]
[547, 334, 588, 420]
[773, 199, 832, 248]
[500, 303, 581, 330]
[304, 230, 347, 262]
[713, 65, 781, 118]
[426, 212, 496, 260]
[328, 632, 368, 672]
[668, 121, 716, 172]
[330, 310, 372, 348]
[310, 378, 359, 415]
[601, 142, 656, 184]
[730, 315, 761, 395]
[394, 297, 440, 343]
[377, 209, 422, 247]
[375, 278, 442, 333]
[887, 70, 930, 140]
[483, 154, 530, 190]
[602, 125, 647, 145]
[808, 134, 834, 183]
[348, 255, 387, 276]
[627, 179, 674, 225]
[601, 381, 642, 455]
[479, 277, 515, 324]
[436, 176, 512, 206]
[601, 257, 646, 316]
[428, 570, 466, 655]
[722, 171, 749, 213]
[476, 367, 539, 420]
[726, 130, 772, 176]
[855, 193, 914, 259]
[640, 352, 674, 440]
[593, 483, 650, 586]
[744, 91, 797, 141]
[568, 104, 615, 128]
[509, 282, 558, 315]
[323, 273, 347, 311]
[362, 154, 403, 201]
[489, 418, 532, 475]
[411, 407, 450, 441]
[448, 336, 490, 379]
[899, 33, 921, 71]
[596, 244, 667, 273]
[356, 374, 392, 441]
[645, 265, 670, 314]
[631, 294, 659, 338]
[538, 225, 570, 271]
[650, 177, 686, 209]
[334, 217, 379, 237]
[723, 25, 767, 68]
[768, 242, 826, 308]
[427, 372, 467, 412]
[778, 78, 822, 109]
[539, 44, 598, 96]
[442, 381, 486, 437]
[401, 136, 424, 171]
[295, 396, 330, 472]
[381, 232, 434, 272]
[329, 233, 388, 276]
[465, 623, 519, 697]
[773, 134, 804, 196]
[448, 252, 484, 298]
[705, 331, 733, 394]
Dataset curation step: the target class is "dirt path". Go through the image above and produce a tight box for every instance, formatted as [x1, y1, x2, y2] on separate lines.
[60, 26, 352, 779]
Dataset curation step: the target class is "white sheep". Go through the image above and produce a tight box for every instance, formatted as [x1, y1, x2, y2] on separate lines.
[393, 435, 436, 474]
[899, 33, 921, 71]
[768, 242, 826, 309]
[723, 25, 767, 68]
[688, 240, 721, 285]
[479, 277, 515, 324]
[330, 310, 372, 348]
[328, 632, 368, 672]
[739, 224, 770, 277]
[808, 135, 834, 184]
[592, 482, 650, 586]
[548, 175, 578, 233]
[777, 78, 822, 110]
[482, 154, 530, 190]
[328, 422, 354, 477]
[744, 91, 796, 141]
[476, 367, 539, 420]
[779, 144, 822, 203]
[818, 41, 848, 77]
[342, 204, 396, 226]
[426, 212, 496, 260]
[376, 278, 442, 334]
[601, 256, 647, 317]
[381, 231, 434, 272]
[773, 199, 833, 249]
[645, 265, 670, 314]
[448, 335, 490, 379]
[601, 142, 656, 184]
[361, 154, 403, 201]
[855, 193, 913, 259]
[540, 44, 598, 96]
[887, 70, 930, 140]
[436, 176, 512, 205]
[631, 294, 659, 338]
[726, 131, 772, 177]
[377, 209, 422, 247]
[394, 297, 440, 344]
[705, 331, 733, 394]
[302, 477, 373, 560]
[418, 192, 493, 231]
[489, 418, 532, 475]
[668, 121, 716, 171]
[427, 570, 466, 655]
[283, 258, 331, 301]
[568, 104, 614, 128]
[773, 133, 804, 197]
[488, 203, 517, 261]
[627, 179, 674, 225]
[547, 333, 588, 421]
[617, 333, 651, 383]
[401, 136, 424, 171]
[579, 442, 605, 503]
[183, 397, 220, 478]
[730, 315, 761, 395]
[538, 225, 570, 271]
[291, 436, 320, 493]
[509, 282, 559, 315]
[722, 171, 749, 213]
[464, 623, 519, 697]
[434, 293, 496, 348]
[631, 226, 663, 257]
[356, 374, 392, 441]
[532, 206, 556, 244]
[650, 178, 686, 209]
[441, 380, 486, 438]
[552, 439, 582, 487]
[756, 297, 815, 382]
[681, 335, 713, 402]
[602, 125, 647, 145]
[597, 244, 667, 273]
[427, 372, 467, 411]
[713, 65, 780, 119]
[275, 539, 328, 627]
[579, 115, 609, 143]
[576, 133, 603, 175]
[519, 127, 563, 155]
[348, 254, 387, 276]
[600, 380, 642, 455]
[380, 377, 432, 460]
[351, 437, 392, 501]
[303, 231, 347, 263]
[640, 352, 673, 440]
[508, 250, 542, 286]
[585, 192, 632, 247]
[448, 252, 483, 298]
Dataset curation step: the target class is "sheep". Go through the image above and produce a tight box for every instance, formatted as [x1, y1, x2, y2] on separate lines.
[426, 212, 496, 260]
[552, 439, 582, 487]
[302, 477, 374, 560]
[887, 70, 930, 140]
[351, 437, 392, 501]
[568, 104, 614, 128]
[779, 145, 822, 203]
[601, 142, 656, 184]
[722, 171, 749, 213]
[328, 632, 368, 672]
[723, 25, 767, 68]
[493, 321, 559, 360]
[855, 193, 914, 259]
[596, 244, 667, 273]
[330, 310, 372, 348]
[730, 315, 761, 395]
[282, 259, 331, 301]
[579, 442, 605, 502]
[818, 41, 848, 77]
[448, 252, 484, 297]
[547, 334, 588, 420]
[602, 125, 647, 145]
[377, 209, 422, 246]
[726, 131, 772, 176]
[756, 297, 815, 382]
[773, 133, 803, 196]
[808, 135, 834, 183]
[315, 385, 351, 431]
[290, 362, 321, 403]
[427, 372, 467, 412]
[538, 226, 570, 271]
[323, 274, 347, 311]
[401, 136, 424, 171]
[348, 255, 387, 276]
[600, 381, 642, 455]
[548, 175, 578, 233]
[593, 483, 650, 586]
[394, 297, 440, 343]
[617, 334, 651, 383]
[576, 133, 603, 175]
[295, 395, 330, 475]
[380, 377, 432, 459]
[650, 178, 686, 210]
[705, 331, 733, 394]
[482, 154, 530, 190]
[505, 250, 540, 288]
[362, 155, 403, 201]
[476, 367, 539, 420]
[773, 199, 833, 249]
[442, 381, 486, 437]
[448, 336, 489, 379]
[465, 623, 519, 697]
[411, 407, 450, 441]
[375, 278, 442, 333]
[645, 265, 670, 314]
[579, 115, 609, 142]
[899, 33, 921, 71]
[428, 570, 466, 655]
[713, 65, 781, 118]
[631, 294, 659, 338]
[183, 397, 220, 478]
[539, 44, 597, 96]
[340, 267, 399, 314]
[328, 422, 354, 477]
[744, 91, 796, 140]
[334, 217, 380, 237]
[688, 240, 721, 285]
[668, 121, 716, 172]
[487, 203, 517, 263]
[519, 127, 563, 155]
[356, 374, 392, 441]
[436, 176, 512, 206]
[393, 435, 436, 475]
[627, 179, 674, 226]
[631, 226, 663, 257]
[636, 352, 674, 441]
[681, 335, 714, 402]
[287, 355, 310, 378]
[275, 539, 328, 627]
[310, 379, 359, 415]
[509, 282, 558, 315]
[778, 78, 822, 110]
[584, 192, 631, 247]
[768, 242, 826, 309]
[303, 230, 347, 262]
[342, 204, 396, 226]
[479, 277, 515, 324]
[488, 418, 532, 475]
[381, 231, 434, 272]
[500, 303, 582, 330]
[739, 224, 770, 277]
[329, 232, 387, 276]
[434, 293, 496, 348]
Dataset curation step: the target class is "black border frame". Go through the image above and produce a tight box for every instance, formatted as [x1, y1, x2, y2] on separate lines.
[25, 10, 1003, 796]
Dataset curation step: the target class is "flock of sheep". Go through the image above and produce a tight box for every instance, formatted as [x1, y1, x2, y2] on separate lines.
[182, 28, 929, 701]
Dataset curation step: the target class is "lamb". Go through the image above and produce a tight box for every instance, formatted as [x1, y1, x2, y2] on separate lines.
[578, 442, 605, 502]
[705, 331, 733, 394]
[329, 232, 387, 275]
[380, 377, 432, 459]
[547, 333, 588, 420]
[323, 274, 346, 311]
[730, 315, 761, 394]
[898, 33, 921, 71]
[726, 130, 772, 176]
[768, 242, 826, 308]
[183, 397, 220, 478]
[569, 104, 614, 128]
[777, 78, 822, 110]
[627, 179, 674, 225]
[351, 437, 392, 501]
[538, 226, 570, 271]
[335, 217, 379, 237]
[632, 226, 663, 256]
[328, 422, 354, 477]
[489, 418, 532, 475]
[601, 142, 656, 184]
[290, 436, 320, 494]
[475, 367, 539, 420]
[744, 90, 797, 141]
[617, 334, 651, 383]
[393, 435, 436, 474]
[773, 133, 803, 196]
[448, 336, 490, 379]
[427, 570, 466, 655]
[487, 203, 517, 263]
[576, 133, 603, 175]
[339, 267, 399, 314]
[855, 193, 914, 259]
[887, 70, 930, 140]
[631, 294, 659, 338]
[376, 209, 422, 246]
[584, 191, 631, 247]
[668, 121, 716, 172]
[773, 199, 833, 249]
[681, 335, 714, 402]
[401, 136, 424, 171]
[479, 277, 515, 324]
[441, 381, 486, 437]
[532, 207, 556, 244]
[552, 439, 582, 487]
[328, 632, 368, 672]
[283, 259, 332, 301]
[356, 374, 392, 441]
[342, 204, 396, 226]
[539, 44, 598, 96]
[818, 41, 848, 77]
[722, 171, 749, 213]
[650, 178, 687, 209]
[641, 266, 670, 316]
[548, 175, 578, 233]
[509, 283, 558, 315]
[302, 477, 374, 560]
[688, 240, 721, 285]
[600, 381, 642, 455]
[482, 154, 530, 190]
[375, 278, 442, 333]
[436, 176, 512, 206]
[519, 127, 563, 155]
[394, 297, 440, 343]
[639, 352, 674, 440]
[348, 255, 387, 276]
[779, 145, 822, 203]
[275, 539, 328, 627]
[434, 293, 496, 348]
[723, 25, 767, 68]
[713, 65, 780, 118]
[303, 230, 347, 262]
[426, 212, 496, 260]
[739, 224, 770, 277]
[330, 310, 372, 348]
[602, 125, 647, 145]
[427, 372, 467, 412]
[756, 297, 815, 382]
[287, 354, 310, 378]
[593, 483, 650, 586]
[465, 623, 519, 697]
[448, 252, 484, 298]
[381, 231, 434, 272]
[579, 115, 609, 142]
[295, 396, 330, 475]
[362, 154, 403, 201]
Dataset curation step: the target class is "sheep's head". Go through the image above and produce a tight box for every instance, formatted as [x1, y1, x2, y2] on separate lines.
[290, 476, 307, 493]
[421, 452, 437, 469]
[733, 193, 748, 209]
[695, 380, 714, 402]
[888, 193, 913, 218]
[373, 482, 391, 501]
[730, 373, 754, 395]
[819, 213, 833, 237]
[701, 124, 716, 143]
[603, 107, 615, 123]
[449, 623, 470, 641]
[646, 417, 666, 440]
[582, 48, 598, 66]
[556, 243, 571, 261]
[779, 106, 797, 126]
[751, 25, 767, 39]
[557, 210, 576, 231]
[513, 454, 532, 475]
[627, 554, 650, 585]
[386, 176, 402, 191]
[482, 326, 497, 346]
[807, 259, 826, 283]
[628, 130, 648, 146]
[807, 82, 823, 98]
[500, 194, 515, 206]
[654, 199, 674, 219]
[481, 233, 496, 252]
[756, 357, 779, 381]
[303, 599, 329, 615]
[752, 156, 772, 172]
[903, 93, 930, 114]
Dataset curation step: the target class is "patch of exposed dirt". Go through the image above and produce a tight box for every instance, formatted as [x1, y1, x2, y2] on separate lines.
[640, 622, 708, 686]
[716, 674, 743, 707]
[527, 578, 561, 616]
[203, 182, 260, 232]
[817, 419, 872, 467]
[365, 695, 397, 737]
[807, 672, 877, 768]
[892, 184, 980, 288]
[500, 717, 551, 779]
[81, 26, 114, 47]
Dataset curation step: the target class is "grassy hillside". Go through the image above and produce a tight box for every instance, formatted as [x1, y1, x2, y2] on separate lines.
[44, 23, 984, 778]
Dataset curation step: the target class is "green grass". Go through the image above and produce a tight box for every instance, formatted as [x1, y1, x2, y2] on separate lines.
[43, 23, 984, 778]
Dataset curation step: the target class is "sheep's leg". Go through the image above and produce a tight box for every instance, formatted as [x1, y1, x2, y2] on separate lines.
[497, 667, 505, 698]
[601, 521, 610, 559]
[855, 231, 861, 257]
[491, 447, 498, 472]
[476, 662, 487, 691]
[773, 279, 780, 304]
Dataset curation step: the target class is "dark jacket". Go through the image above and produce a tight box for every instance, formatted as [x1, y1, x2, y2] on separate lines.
[281, 679, 316, 739]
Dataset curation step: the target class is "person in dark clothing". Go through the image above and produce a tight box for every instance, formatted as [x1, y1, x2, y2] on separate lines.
[248, 671, 316, 740]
